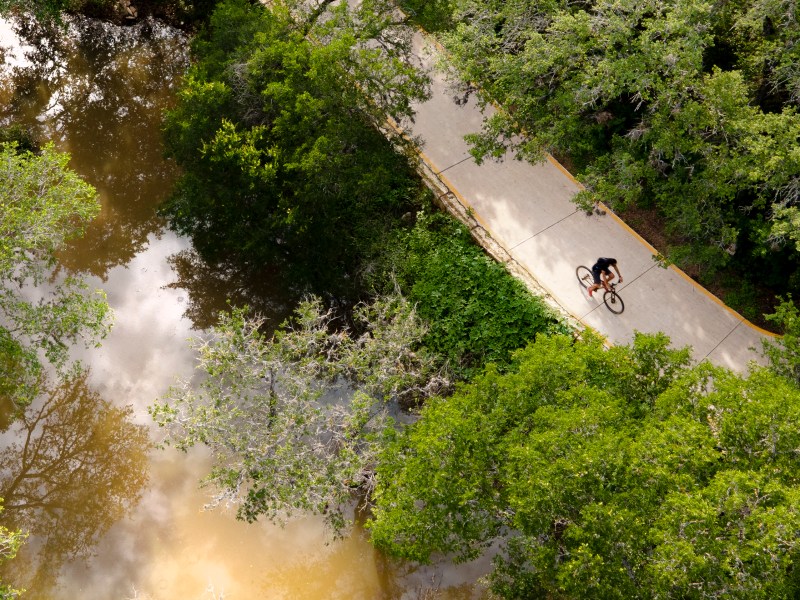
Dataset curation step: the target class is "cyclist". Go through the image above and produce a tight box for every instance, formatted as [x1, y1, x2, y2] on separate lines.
[588, 257, 622, 298]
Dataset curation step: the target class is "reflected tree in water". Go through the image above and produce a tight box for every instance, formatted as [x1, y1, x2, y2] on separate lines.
[0, 369, 150, 596]
[0, 14, 189, 279]
[166, 248, 293, 331]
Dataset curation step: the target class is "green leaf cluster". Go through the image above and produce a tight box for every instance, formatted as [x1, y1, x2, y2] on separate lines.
[370, 331, 800, 598]
[762, 296, 800, 384]
[0, 502, 25, 600]
[398, 0, 456, 32]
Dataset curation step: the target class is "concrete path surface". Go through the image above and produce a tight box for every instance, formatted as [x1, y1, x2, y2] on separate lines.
[397, 31, 775, 373]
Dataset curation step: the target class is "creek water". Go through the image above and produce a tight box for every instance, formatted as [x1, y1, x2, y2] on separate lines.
[0, 15, 488, 599]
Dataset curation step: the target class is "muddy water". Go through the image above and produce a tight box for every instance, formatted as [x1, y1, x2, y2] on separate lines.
[0, 15, 488, 599]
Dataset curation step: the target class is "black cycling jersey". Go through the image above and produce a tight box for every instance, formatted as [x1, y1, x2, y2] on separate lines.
[592, 257, 617, 273]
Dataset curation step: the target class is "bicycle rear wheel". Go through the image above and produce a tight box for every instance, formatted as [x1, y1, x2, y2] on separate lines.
[603, 289, 625, 314]
[576, 266, 593, 289]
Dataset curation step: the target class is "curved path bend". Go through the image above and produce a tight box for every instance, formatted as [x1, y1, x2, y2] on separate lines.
[397, 31, 774, 373]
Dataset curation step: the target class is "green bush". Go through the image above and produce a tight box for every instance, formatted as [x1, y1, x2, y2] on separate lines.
[394, 212, 569, 377]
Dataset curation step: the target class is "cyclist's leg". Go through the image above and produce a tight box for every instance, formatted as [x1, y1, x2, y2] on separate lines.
[589, 268, 602, 295]
[601, 270, 612, 290]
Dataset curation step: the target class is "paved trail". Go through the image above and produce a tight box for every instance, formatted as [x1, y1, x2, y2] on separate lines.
[398, 31, 773, 372]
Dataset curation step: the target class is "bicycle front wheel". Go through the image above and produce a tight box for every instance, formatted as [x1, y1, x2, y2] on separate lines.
[603, 290, 625, 314]
[576, 266, 593, 289]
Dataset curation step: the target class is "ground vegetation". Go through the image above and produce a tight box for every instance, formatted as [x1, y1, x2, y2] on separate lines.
[375, 211, 569, 378]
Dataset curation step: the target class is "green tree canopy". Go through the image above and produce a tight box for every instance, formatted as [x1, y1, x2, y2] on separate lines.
[151, 295, 448, 533]
[161, 0, 429, 297]
[369, 332, 800, 598]
[0, 143, 111, 410]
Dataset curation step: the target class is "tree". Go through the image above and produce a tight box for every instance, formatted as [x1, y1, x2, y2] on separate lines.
[161, 0, 430, 297]
[150, 294, 448, 533]
[0, 143, 111, 410]
[369, 331, 800, 598]
[396, 0, 456, 32]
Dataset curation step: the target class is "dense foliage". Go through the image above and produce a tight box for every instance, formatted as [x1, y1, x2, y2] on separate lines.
[147, 3, 800, 596]
[428, 0, 800, 297]
[161, 0, 429, 298]
[369, 332, 800, 598]
[398, 0, 455, 32]
[155, 0, 581, 547]
[0, 143, 111, 410]
[382, 212, 569, 376]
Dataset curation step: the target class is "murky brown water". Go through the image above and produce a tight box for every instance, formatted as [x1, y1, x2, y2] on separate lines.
[0, 15, 488, 599]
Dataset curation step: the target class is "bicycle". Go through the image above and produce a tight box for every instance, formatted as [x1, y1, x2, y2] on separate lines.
[576, 265, 625, 314]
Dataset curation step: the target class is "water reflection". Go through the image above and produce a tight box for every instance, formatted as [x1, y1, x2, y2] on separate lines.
[166, 248, 294, 331]
[0, 15, 189, 280]
[0, 369, 150, 597]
